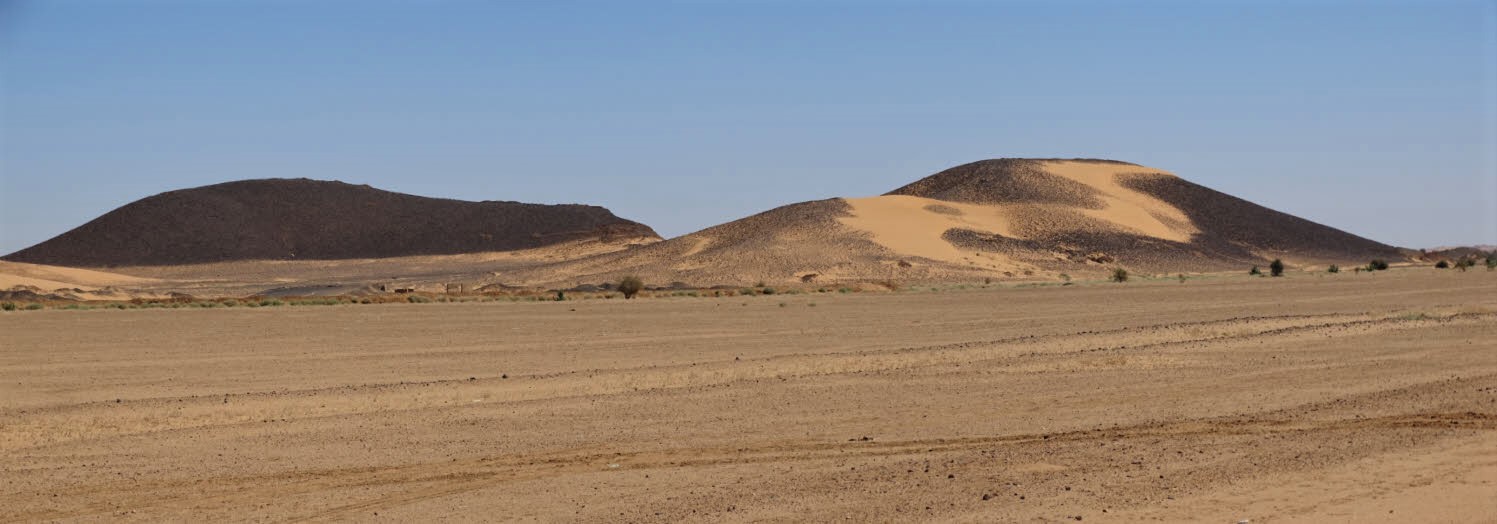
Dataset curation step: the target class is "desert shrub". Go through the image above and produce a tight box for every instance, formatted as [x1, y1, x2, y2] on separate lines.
[761, 287, 776, 295]
[1487, 252, 1497, 270]
[1435, 260, 1449, 269]
[1249, 266, 1262, 276]
[1455, 258, 1475, 271]
[1327, 264, 1340, 273]
[1, 302, 14, 311]
[1058, 273, 1072, 283]
[1177, 274, 1187, 283]
[1270, 259, 1285, 277]
[406, 295, 431, 303]
[618, 276, 644, 299]
[555, 290, 566, 301]
[838, 287, 851, 293]
[1111, 268, 1129, 283]
[1368, 259, 1389, 271]
[24, 303, 43, 310]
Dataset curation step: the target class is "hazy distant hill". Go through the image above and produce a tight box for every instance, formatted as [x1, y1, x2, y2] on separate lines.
[3, 179, 660, 267]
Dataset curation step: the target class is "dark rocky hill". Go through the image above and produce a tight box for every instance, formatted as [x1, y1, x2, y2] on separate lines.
[3, 179, 660, 267]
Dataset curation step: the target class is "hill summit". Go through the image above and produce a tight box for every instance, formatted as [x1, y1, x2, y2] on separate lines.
[3, 178, 660, 267]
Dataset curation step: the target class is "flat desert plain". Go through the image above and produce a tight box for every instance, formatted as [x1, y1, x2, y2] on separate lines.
[3, 270, 1496, 522]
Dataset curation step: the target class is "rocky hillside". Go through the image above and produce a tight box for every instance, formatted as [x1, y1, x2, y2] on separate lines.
[3, 179, 660, 267]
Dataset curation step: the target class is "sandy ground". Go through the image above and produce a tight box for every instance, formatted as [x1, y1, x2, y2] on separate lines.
[0, 261, 157, 291]
[2, 269, 1494, 522]
[1041, 161, 1195, 242]
[840, 195, 1019, 265]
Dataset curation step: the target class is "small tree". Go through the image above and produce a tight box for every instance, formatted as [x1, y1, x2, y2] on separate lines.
[1111, 267, 1129, 283]
[1327, 264, 1340, 274]
[1269, 259, 1285, 277]
[617, 276, 644, 299]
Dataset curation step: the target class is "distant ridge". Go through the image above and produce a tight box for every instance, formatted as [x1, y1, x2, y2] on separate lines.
[3, 178, 660, 267]
[494, 159, 1408, 287]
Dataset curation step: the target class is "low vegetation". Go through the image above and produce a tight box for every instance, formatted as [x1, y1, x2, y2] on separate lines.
[1435, 260, 1449, 269]
[1111, 267, 1129, 283]
[617, 276, 644, 299]
[1367, 259, 1390, 271]
[1270, 259, 1285, 277]
[1327, 264, 1340, 273]
[1249, 266, 1262, 276]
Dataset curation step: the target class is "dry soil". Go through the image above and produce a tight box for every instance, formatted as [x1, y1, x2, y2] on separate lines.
[2, 269, 1495, 522]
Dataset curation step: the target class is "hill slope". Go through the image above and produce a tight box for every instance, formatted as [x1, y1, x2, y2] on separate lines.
[496, 159, 1404, 287]
[3, 179, 660, 267]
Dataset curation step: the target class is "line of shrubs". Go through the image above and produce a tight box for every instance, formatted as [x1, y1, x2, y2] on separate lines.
[1433, 252, 1495, 271]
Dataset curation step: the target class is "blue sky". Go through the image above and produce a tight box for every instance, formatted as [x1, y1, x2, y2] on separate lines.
[2, 0, 1495, 254]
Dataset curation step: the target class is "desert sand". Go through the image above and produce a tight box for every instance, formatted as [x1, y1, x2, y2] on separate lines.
[3, 268, 1494, 522]
[0, 261, 156, 290]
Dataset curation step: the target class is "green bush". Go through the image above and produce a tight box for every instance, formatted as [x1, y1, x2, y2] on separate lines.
[618, 276, 644, 299]
[761, 287, 776, 295]
[1, 302, 14, 311]
[1269, 259, 1285, 277]
[1111, 267, 1129, 283]
[24, 303, 43, 310]
[1249, 266, 1262, 276]
[1327, 264, 1340, 274]
[1368, 259, 1390, 271]
[1435, 260, 1450, 269]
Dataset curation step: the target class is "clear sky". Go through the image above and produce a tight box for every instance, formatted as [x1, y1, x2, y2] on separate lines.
[2, 1, 1495, 254]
